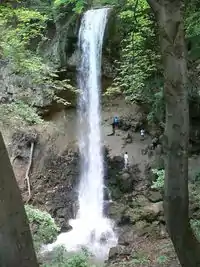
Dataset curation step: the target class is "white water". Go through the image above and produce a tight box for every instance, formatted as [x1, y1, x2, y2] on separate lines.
[44, 8, 117, 260]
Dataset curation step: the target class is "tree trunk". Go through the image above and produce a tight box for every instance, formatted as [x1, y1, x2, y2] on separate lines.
[147, 0, 200, 266]
[0, 132, 38, 267]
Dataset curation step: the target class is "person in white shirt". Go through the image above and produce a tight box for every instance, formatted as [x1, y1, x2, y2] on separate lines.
[140, 129, 145, 140]
[124, 152, 128, 169]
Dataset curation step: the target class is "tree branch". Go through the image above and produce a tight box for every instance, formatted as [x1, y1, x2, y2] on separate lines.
[25, 142, 35, 204]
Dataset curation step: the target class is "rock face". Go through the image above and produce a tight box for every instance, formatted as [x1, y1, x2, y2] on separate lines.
[0, 5, 79, 111]
[105, 150, 141, 198]
[108, 200, 163, 226]
[31, 147, 80, 231]
[9, 129, 80, 230]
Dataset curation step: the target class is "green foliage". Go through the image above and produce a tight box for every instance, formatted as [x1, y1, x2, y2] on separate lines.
[151, 169, 165, 189]
[185, 0, 200, 38]
[192, 170, 200, 182]
[185, 12, 200, 38]
[156, 255, 169, 264]
[146, 83, 165, 124]
[25, 205, 60, 250]
[41, 246, 94, 267]
[53, 0, 86, 13]
[130, 257, 149, 265]
[0, 100, 43, 125]
[106, 0, 163, 123]
[191, 219, 200, 240]
[0, 5, 48, 77]
[0, 3, 76, 123]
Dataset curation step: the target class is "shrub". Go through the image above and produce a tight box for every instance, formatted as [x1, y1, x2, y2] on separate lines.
[41, 246, 94, 267]
[25, 205, 60, 251]
[151, 169, 165, 189]
[191, 219, 200, 240]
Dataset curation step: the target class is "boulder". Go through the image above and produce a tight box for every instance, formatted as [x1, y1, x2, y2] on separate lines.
[147, 190, 162, 203]
[108, 245, 132, 260]
[118, 227, 136, 246]
[142, 202, 163, 222]
[134, 220, 151, 237]
[108, 202, 142, 225]
[108, 202, 127, 222]
[119, 171, 134, 193]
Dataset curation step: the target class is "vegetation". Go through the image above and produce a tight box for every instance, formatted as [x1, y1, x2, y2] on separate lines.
[53, 0, 86, 13]
[41, 246, 94, 267]
[2, 0, 200, 266]
[0, 5, 48, 77]
[151, 168, 165, 189]
[0, 101, 43, 125]
[0, 1, 76, 125]
[25, 205, 60, 251]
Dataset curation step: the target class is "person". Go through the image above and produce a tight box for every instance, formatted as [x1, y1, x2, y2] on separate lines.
[113, 116, 119, 127]
[124, 152, 128, 169]
[111, 116, 119, 135]
[152, 136, 159, 150]
[140, 129, 145, 140]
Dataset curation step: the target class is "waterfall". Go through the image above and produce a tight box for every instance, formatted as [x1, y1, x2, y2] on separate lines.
[77, 7, 107, 226]
[45, 8, 117, 260]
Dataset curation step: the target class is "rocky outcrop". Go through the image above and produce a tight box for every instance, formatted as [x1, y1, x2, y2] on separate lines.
[108, 199, 163, 226]
[8, 129, 80, 231]
[105, 150, 141, 199]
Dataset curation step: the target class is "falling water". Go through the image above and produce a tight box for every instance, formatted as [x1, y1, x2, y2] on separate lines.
[45, 8, 117, 260]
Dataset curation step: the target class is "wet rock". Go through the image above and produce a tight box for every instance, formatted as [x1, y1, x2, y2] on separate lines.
[108, 202, 142, 225]
[56, 208, 65, 218]
[118, 227, 136, 245]
[121, 172, 131, 180]
[58, 219, 72, 233]
[147, 190, 162, 203]
[118, 215, 131, 226]
[108, 202, 126, 222]
[108, 245, 132, 260]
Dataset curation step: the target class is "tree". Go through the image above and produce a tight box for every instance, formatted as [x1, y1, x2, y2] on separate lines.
[146, 0, 200, 266]
[0, 132, 38, 267]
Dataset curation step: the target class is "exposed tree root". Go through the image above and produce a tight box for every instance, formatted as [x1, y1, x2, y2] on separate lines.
[25, 142, 35, 204]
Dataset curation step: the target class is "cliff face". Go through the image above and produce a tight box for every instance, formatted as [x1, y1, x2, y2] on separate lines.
[0, 3, 119, 116]
[0, 3, 79, 113]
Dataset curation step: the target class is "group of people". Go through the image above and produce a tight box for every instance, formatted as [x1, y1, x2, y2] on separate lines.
[110, 116, 145, 139]
[109, 116, 148, 169]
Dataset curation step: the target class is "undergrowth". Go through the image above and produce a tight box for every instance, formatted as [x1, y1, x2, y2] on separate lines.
[25, 205, 60, 251]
